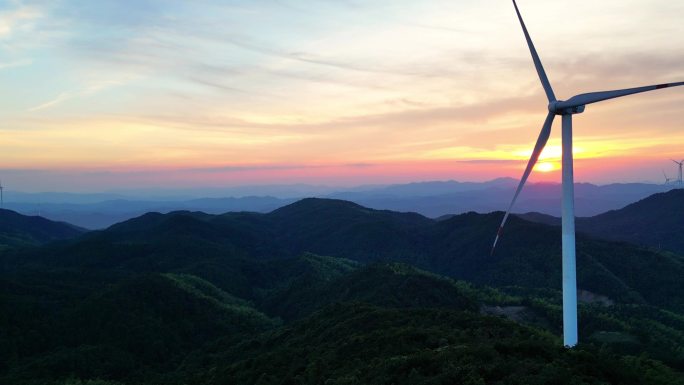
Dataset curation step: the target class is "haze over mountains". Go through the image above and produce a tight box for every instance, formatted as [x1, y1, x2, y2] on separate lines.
[2, 178, 675, 229]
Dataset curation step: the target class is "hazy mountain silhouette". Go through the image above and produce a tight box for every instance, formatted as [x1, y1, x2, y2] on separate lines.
[4, 196, 295, 229]
[3, 180, 672, 229]
[332, 181, 672, 218]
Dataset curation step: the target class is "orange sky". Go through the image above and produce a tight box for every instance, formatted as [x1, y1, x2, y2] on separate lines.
[1, 0, 683, 191]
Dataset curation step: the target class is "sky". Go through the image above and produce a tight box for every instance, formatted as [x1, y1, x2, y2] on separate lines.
[1, 0, 683, 192]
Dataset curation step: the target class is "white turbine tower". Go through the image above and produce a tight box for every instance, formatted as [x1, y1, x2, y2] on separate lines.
[671, 159, 683, 187]
[491, 0, 684, 347]
[663, 170, 675, 186]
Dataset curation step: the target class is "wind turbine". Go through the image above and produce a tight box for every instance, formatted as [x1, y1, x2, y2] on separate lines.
[671, 159, 683, 187]
[491, 0, 684, 347]
[0, 180, 3, 209]
[663, 170, 675, 185]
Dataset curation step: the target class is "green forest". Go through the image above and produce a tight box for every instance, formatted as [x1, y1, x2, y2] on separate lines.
[2, 194, 684, 384]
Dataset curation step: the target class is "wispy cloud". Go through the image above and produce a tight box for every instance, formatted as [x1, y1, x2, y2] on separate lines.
[2, 0, 684, 189]
[26, 91, 72, 112]
[0, 58, 31, 69]
[0, 4, 41, 39]
[26, 80, 126, 112]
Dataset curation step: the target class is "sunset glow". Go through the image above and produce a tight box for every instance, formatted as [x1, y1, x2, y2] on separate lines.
[535, 162, 558, 173]
[1, 0, 683, 191]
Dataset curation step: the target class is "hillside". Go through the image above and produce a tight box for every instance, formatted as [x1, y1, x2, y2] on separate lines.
[0, 272, 277, 384]
[576, 189, 684, 253]
[5, 198, 684, 313]
[519, 189, 684, 254]
[4, 198, 684, 383]
[5, 257, 684, 384]
[201, 303, 683, 385]
[267, 198, 433, 262]
[0, 209, 85, 249]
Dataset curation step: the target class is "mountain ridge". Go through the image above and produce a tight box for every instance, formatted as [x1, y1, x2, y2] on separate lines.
[3, 179, 672, 228]
[6, 196, 684, 314]
[518, 189, 684, 254]
[0, 209, 85, 249]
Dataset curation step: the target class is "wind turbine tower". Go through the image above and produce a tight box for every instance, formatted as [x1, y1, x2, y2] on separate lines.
[492, 0, 684, 347]
[0, 180, 3, 209]
[672, 160, 683, 187]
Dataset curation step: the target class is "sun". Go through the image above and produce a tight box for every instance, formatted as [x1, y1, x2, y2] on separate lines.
[535, 161, 558, 173]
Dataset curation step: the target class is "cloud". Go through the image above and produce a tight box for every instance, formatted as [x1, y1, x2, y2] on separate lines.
[2, 0, 684, 189]
[0, 4, 41, 39]
[184, 163, 320, 173]
[26, 80, 125, 112]
[455, 159, 520, 164]
[26, 92, 72, 112]
[132, 92, 542, 136]
[0, 58, 31, 69]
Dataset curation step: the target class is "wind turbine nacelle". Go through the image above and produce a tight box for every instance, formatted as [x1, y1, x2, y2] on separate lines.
[549, 101, 585, 115]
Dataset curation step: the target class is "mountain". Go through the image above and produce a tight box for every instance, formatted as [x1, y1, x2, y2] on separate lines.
[201, 303, 683, 385]
[519, 189, 684, 254]
[5, 198, 684, 314]
[0, 272, 276, 384]
[267, 198, 433, 262]
[328, 181, 671, 218]
[329, 177, 517, 198]
[575, 189, 684, 253]
[6, 257, 684, 384]
[5, 196, 294, 229]
[0, 209, 85, 249]
[5, 180, 671, 229]
[261, 262, 478, 321]
[516, 211, 561, 226]
[4, 195, 684, 384]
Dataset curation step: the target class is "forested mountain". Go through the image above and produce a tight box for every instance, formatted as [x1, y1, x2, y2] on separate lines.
[576, 189, 684, 253]
[203, 303, 682, 385]
[2, 197, 684, 383]
[519, 189, 684, 254]
[4, 257, 684, 384]
[6, 198, 682, 312]
[0, 209, 85, 249]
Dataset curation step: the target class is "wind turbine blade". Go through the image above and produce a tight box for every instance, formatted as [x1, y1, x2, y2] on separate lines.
[492, 112, 555, 254]
[557, 82, 684, 110]
[512, 0, 556, 102]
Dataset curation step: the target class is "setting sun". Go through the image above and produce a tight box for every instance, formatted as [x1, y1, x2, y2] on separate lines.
[535, 162, 558, 173]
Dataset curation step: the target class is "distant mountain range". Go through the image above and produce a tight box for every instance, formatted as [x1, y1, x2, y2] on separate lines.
[4, 196, 296, 229]
[2, 179, 675, 229]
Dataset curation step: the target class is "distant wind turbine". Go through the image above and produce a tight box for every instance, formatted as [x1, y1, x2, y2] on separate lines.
[671, 159, 683, 187]
[492, 0, 684, 347]
[663, 170, 675, 185]
[0, 180, 3, 208]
